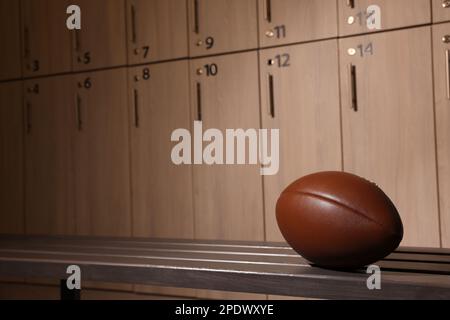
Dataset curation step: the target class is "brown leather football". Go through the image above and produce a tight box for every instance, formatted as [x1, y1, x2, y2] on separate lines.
[276, 172, 403, 269]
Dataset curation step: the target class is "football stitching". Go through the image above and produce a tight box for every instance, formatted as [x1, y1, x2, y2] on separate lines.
[283, 190, 385, 229]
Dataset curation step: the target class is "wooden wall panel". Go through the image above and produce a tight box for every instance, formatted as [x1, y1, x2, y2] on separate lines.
[338, 0, 431, 36]
[339, 27, 440, 247]
[258, 0, 338, 47]
[72, 0, 127, 71]
[259, 40, 342, 242]
[0, 0, 22, 80]
[126, 0, 188, 64]
[21, 0, 72, 76]
[188, 0, 258, 57]
[0, 82, 24, 234]
[24, 75, 75, 236]
[73, 68, 131, 237]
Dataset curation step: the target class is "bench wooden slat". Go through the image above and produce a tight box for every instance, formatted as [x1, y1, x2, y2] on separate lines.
[0, 236, 449, 299]
[1, 244, 450, 275]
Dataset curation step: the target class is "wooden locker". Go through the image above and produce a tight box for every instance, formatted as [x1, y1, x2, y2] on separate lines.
[72, 0, 127, 71]
[73, 68, 131, 237]
[129, 61, 196, 298]
[433, 0, 450, 23]
[258, 0, 338, 48]
[0, 82, 24, 234]
[338, 0, 431, 37]
[0, 0, 22, 80]
[24, 76, 75, 235]
[188, 0, 258, 57]
[339, 27, 440, 247]
[129, 61, 194, 239]
[126, 0, 188, 64]
[433, 23, 450, 248]
[21, 0, 72, 77]
[259, 40, 342, 242]
[190, 52, 265, 299]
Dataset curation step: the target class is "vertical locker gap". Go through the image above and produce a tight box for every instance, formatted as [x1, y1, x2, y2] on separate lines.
[337, 39, 345, 173]
[430, 26, 443, 248]
[256, 50, 268, 244]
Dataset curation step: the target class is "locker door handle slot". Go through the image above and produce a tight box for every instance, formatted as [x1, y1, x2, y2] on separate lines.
[349, 64, 358, 112]
[134, 89, 140, 127]
[25, 102, 32, 134]
[74, 30, 81, 52]
[443, 1, 450, 9]
[194, 0, 200, 34]
[131, 4, 137, 44]
[24, 26, 30, 58]
[264, 0, 272, 23]
[196, 82, 202, 121]
[76, 94, 83, 131]
[268, 74, 275, 118]
[347, 0, 355, 8]
[446, 50, 450, 100]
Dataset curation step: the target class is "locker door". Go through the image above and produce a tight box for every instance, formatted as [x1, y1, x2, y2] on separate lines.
[190, 51, 265, 300]
[24, 76, 75, 235]
[258, 0, 338, 48]
[433, 0, 450, 23]
[339, 27, 439, 247]
[72, 0, 127, 71]
[129, 61, 196, 298]
[73, 68, 131, 237]
[259, 41, 342, 242]
[126, 0, 188, 64]
[0, 82, 24, 234]
[0, 0, 21, 80]
[129, 61, 194, 239]
[190, 52, 264, 241]
[21, 0, 72, 77]
[188, 0, 258, 57]
[433, 23, 450, 248]
[338, 0, 431, 36]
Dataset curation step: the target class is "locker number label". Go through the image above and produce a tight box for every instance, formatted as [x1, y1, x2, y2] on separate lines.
[205, 37, 215, 50]
[204, 64, 218, 77]
[349, 43, 374, 57]
[271, 54, 290, 68]
[274, 25, 286, 39]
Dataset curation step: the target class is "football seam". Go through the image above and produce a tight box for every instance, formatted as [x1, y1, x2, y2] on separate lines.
[283, 190, 385, 229]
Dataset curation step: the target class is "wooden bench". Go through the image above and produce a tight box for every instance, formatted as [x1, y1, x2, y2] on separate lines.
[0, 235, 449, 300]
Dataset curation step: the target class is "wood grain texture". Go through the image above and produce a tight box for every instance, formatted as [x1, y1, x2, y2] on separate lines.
[258, 0, 338, 48]
[129, 60, 196, 298]
[0, 82, 24, 235]
[72, 0, 127, 71]
[190, 51, 265, 300]
[190, 52, 264, 242]
[339, 26, 440, 247]
[0, 0, 22, 80]
[126, 0, 188, 64]
[188, 0, 258, 57]
[433, 23, 450, 249]
[129, 61, 194, 240]
[73, 68, 131, 237]
[21, 0, 72, 77]
[338, 0, 431, 36]
[259, 40, 342, 242]
[24, 76, 76, 236]
[432, 0, 450, 23]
